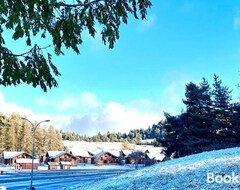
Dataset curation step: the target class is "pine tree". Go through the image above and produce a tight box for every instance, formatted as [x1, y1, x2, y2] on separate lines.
[21, 120, 33, 153]
[157, 113, 185, 158]
[229, 103, 240, 145]
[212, 75, 232, 148]
[182, 78, 213, 154]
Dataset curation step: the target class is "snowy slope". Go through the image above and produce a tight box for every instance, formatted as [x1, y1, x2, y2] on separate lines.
[75, 147, 240, 190]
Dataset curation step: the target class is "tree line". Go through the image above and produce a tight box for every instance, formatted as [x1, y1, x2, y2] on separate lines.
[61, 124, 162, 145]
[0, 113, 64, 157]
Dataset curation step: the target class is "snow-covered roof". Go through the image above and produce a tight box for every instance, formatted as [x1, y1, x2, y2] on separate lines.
[70, 149, 92, 157]
[60, 161, 71, 165]
[146, 153, 165, 161]
[107, 150, 120, 157]
[121, 150, 132, 156]
[47, 162, 59, 166]
[3, 151, 29, 159]
[93, 151, 118, 158]
[146, 147, 165, 154]
[16, 158, 39, 164]
[47, 151, 66, 158]
[88, 149, 99, 155]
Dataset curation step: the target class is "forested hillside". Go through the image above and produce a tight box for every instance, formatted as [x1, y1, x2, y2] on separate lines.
[61, 124, 161, 145]
[0, 113, 64, 157]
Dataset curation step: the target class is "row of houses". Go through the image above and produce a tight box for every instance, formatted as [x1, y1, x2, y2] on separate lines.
[0, 148, 168, 170]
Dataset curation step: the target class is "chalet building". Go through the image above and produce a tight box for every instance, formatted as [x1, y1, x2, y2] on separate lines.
[70, 150, 92, 163]
[3, 151, 34, 166]
[44, 151, 77, 168]
[60, 161, 72, 169]
[145, 152, 166, 166]
[16, 158, 39, 170]
[47, 162, 59, 170]
[118, 150, 132, 165]
[125, 151, 145, 164]
[91, 151, 118, 165]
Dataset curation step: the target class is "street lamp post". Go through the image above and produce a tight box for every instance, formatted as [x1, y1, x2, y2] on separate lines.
[21, 118, 50, 190]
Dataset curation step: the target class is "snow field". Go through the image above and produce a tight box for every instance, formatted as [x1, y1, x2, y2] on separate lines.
[76, 147, 240, 190]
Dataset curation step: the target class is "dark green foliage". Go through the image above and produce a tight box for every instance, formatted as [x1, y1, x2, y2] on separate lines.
[181, 78, 213, 154]
[158, 75, 240, 158]
[0, 0, 152, 91]
[211, 75, 233, 148]
[230, 103, 240, 145]
[61, 123, 163, 144]
[157, 113, 185, 158]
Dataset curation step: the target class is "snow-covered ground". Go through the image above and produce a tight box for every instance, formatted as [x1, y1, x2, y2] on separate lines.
[76, 147, 240, 190]
[63, 140, 164, 154]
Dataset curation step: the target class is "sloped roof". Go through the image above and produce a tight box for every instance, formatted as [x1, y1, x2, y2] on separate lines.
[16, 158, 39, 164]
[146, 153, 165, 161]
[60, 161, 71, 165]
[3, 151, 33, 159]
[47, 151, 66, 158]
[146, 147, 165, 154]
[70, 149, 92, 157]
[121, 150, 132, 157]
[88, 149, 99, 155]
[93, 151, 118, 158]
[107, 150, 120, 157]
[47, 162, 59, 166]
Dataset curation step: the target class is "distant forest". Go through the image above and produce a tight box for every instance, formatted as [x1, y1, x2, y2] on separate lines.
[61, 124, 161, 145]
[1, 75, 240, 159]
[0, 113, 64, 157]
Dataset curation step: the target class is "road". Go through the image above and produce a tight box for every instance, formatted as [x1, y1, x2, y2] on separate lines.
[0, 169, 132, 190]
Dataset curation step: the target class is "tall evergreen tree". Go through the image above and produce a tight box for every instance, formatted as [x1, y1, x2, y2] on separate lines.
[182, 78, 213, 154]
[212, 75, 232, 148]
[229, 103, 240, 145]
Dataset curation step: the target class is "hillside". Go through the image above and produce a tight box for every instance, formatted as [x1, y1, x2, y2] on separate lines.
[74, 147, 240, 190]
[63, 140, 163, 153]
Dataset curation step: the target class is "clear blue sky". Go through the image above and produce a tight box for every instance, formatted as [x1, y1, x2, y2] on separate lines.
[0, 0, 240, 136]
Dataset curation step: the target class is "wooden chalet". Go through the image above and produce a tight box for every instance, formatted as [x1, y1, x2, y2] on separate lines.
[16, 158, 39, 170]
[125, 151, 145, 164]
[70, 150, 92, 163]
[60, 161, 72, 169]
[47, 162, 59, 170]
[44, 151, 77, 169]
[3, 151, 35, 166]
[91, 151, 118, 165]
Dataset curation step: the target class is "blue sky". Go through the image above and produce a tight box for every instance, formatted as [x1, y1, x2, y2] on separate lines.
[0, 0, 240, 136]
